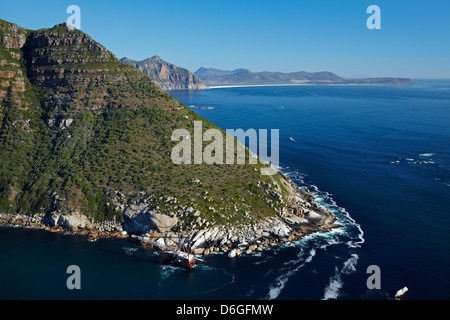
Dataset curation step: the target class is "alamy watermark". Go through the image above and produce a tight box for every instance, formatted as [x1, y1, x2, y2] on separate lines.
[66, 265, 81, 290]
[366, 265, 381, 289]
[366, 5, 381, 30]
[171, 121, 279, 176]
[66, 5, 81, 30]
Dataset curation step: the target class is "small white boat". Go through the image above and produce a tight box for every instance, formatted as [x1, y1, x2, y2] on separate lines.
[394, 286, 408, 299]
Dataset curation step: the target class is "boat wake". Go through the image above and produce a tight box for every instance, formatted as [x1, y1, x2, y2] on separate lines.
[200, 268, 235, 295]
[187, 104, 217, 110]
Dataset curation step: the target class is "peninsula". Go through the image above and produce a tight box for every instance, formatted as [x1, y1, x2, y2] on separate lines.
[0, 19, 339, 257]
[194, 67, 415, 87]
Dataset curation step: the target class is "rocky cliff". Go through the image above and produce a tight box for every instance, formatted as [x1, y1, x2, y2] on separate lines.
[121, 56, 207, 90]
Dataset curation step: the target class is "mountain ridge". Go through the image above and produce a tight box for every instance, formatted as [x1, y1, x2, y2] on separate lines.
[121, 56, 207, 90]
[194, 67, 415, 86]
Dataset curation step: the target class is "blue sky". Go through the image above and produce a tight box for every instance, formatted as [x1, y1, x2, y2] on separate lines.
[1, 0, 449, 78]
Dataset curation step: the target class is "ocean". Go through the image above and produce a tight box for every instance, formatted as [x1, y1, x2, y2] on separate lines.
[1, 80, 449, 300]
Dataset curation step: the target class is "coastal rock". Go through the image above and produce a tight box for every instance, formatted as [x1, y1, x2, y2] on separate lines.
[271, 222, 291, 239]
[56, 212, 92, 231]
[191, 234, 206, 249]
[156, 238, 165, 248]
[191, 229, 206, 243]
[122, 204, 154, 233]
[150, 213, 178, 233]
[45, 212, 62, 227]
[122, 203, 178, 234]
[207, 227, 220, 243]
[306, 210, 324, 223]
[282, 214, 309, 225]
[193, 248, 205, 255]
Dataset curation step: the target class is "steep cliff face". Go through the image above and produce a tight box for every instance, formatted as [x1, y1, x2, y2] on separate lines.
[0, 20, 29, 115]
[0, 19, 288, 233]
[0, 20, 41, 210]
[121, 56, 207, 90]
[24, 23, 117, 88]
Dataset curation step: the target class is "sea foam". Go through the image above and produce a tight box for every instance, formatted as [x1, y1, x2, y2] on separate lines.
[262, 165, 365, 300]
[322, 254, 359, 300]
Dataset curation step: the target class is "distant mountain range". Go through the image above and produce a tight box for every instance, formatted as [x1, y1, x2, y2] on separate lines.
[121, 56, 207, 90]
[194, 67, 344, 85]
[194, 67, 415, 87]
[121, 57, 414, 90]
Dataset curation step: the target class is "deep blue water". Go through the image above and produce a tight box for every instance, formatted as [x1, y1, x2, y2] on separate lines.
[1, 80, 449, 300]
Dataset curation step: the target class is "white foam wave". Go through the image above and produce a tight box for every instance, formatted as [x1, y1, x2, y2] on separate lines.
[341, 253, 359, 275]
[187, 104, 217, 110]
[304, 181, 365, 248]
[323, 267, 343, 300]
[266, 260, 306, 299]
[283, 167, 365, 250]
[194, 264, 216, 271]
[160, 264, 184, 280]
[305, 248, 316, 263]
[122, 246, 138, 255]
[265, 165, 365, 300]
[265, 244, 318, 299]
[322, 253, 359, 300]
[419, 153, 434, 157]
[265, 230, 348, 300]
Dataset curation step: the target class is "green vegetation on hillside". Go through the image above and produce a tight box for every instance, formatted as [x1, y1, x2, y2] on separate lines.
[0, 20, 285, 229]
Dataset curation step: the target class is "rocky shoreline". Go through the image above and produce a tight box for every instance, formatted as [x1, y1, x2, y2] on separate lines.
[0, 175, 341, 258]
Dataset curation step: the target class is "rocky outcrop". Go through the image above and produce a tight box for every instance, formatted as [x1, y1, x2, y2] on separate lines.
[122, 203, 178, 234]
[149, 213, 178, 233]
[0, 184, 339, 259]
[24, 23, 116, 88]
[0, 171, 339, 256]
[0, 19, 27, 51]
[121, 56, 208, 90]
[129, 174, 340, 257]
